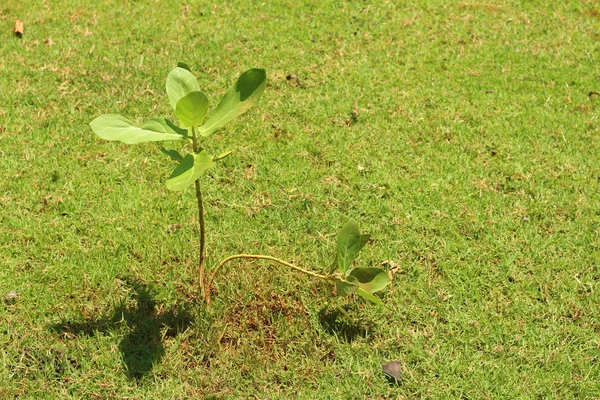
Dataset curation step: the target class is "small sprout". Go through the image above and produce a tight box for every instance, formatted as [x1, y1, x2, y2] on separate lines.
[328, 220, 390, 305]
[91, 64, 266, 303]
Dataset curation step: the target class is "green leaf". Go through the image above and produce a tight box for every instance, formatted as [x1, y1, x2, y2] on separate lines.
[177, 62, 191, 72]
[175, 91, 209, 127]
[348, 267, 390, 293]
[144, 118, 188, 137]
[213, 150, 232, 161]
[166, 151, 215, 191]
[356, 288, 385, 306]
[199, 68, 266, 137]
[334, 275, 359, 297]
[160, 147, 184, 162]
[336, 220, 370, 274]
[90, 115, 186, 144]
[328, 256, 339, 275]
[166, 67, 201, 111]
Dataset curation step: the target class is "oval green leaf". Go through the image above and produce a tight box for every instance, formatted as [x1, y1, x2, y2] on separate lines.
[336, 220, 370, 274]
[166, 151, 215, 191]
[176, 91, 209, 127]
[177, 61, 191, 72]
[160, 147, 184, 162]
[348, 267, 390, 293]
[90, 115, 186, 144]
[198, 68, 266, 137]
[334, 275, 359, 297]
[166, 66, 201, 111]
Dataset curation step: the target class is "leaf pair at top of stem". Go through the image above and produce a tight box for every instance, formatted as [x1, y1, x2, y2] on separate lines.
[89, 65, 266, 192]
[167, 65, 266, 137]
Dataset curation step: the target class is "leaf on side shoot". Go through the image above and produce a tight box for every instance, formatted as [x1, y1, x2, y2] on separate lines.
[166, 151, 215, 191]
[90, 115, 186, 144]
[199, 68, 266, 137]
[348, 267, 390, 293]
[175, 91, 209, 127]
[166, 66, 201, 111]
[336, 220, 370, 274]
[334, 275, 359, 297]
[328, 256, 338, 275]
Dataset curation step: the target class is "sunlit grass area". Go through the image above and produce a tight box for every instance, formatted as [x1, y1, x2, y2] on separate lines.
[1, 1, 600, 398]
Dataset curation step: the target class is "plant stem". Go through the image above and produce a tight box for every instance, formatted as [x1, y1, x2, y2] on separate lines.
[191, 126, 207, 301]
[205, 254, 328, 303]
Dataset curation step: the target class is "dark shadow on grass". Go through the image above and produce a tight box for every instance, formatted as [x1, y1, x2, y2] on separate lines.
[50, 277, 194, 379]
[317, 304, 370, 343]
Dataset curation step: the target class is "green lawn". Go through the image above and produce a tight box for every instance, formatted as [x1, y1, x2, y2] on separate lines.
[2, 1, 600, 398]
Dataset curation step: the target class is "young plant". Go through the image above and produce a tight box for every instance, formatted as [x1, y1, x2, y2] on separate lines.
[207, 219, 391, 305]
[329, 220, 390, 305]
[90, 64, 390, 306]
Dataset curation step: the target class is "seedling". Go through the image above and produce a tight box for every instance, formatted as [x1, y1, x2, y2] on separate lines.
[90, 64, 390, 306]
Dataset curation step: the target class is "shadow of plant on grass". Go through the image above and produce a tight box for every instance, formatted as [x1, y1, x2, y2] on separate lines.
[317, 304, 372, 343]
[51, 277, 194, 379]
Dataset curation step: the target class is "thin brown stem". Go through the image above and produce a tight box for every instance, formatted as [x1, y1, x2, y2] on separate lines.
[205, 254, 328, 303]
[191, 127, 207, 301]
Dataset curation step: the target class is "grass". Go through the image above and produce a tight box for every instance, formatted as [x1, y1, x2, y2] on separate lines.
[1, 0, 600, 398]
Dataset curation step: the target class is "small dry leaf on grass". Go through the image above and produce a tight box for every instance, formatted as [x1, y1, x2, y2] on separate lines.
[352, 101, 359, 117]
[5, 290, 19, 302]
[381, 260, 402, 278]
[167, 223, 182, 233]
[382, 360, 402, 384]
[13, 19, 24, 38]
